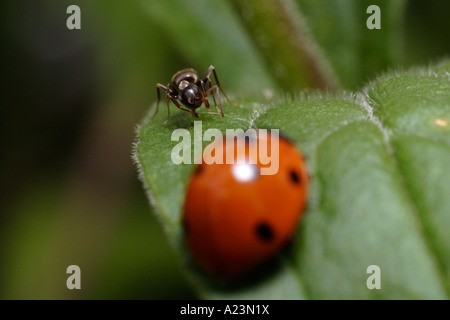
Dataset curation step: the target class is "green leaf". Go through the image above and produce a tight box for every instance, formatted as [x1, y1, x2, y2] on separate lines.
[137, 0, 407, 92]
[227, 0, 337, 90]
[295, 0, 406, 88]
[134, 60, 450, 299]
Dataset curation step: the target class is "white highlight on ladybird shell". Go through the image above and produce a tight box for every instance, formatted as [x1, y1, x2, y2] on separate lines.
[434, 118, 448, 127]
[232, 163, 259, 182]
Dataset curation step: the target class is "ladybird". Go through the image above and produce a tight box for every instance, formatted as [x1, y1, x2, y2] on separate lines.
[182, 131, 309, 278]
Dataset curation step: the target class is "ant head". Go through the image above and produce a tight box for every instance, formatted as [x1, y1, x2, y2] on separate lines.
[182, 84, 203, 108]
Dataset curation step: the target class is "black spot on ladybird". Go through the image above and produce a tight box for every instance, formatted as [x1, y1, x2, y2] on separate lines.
[194, 164, 204, 175]
[255, 222, 274, 242]
[290, 170, 301, 185]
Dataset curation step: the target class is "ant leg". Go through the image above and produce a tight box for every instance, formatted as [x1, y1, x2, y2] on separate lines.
[214, 85, 224, 117]
[203, 99, 214, 113]
[169, 97, 200, 119]
[202, 65, 215, 82]
[153, 84, 167, 121]
[203, 65, 237, 107]
[204, 84, 224, 117]
[203, 65, 232, 103]
[198, 77, 214, 114]
[200, 77, 224, 116]
[211, 68, 231, 103]
[156, 83, 177, 125]
[164, 96, 171, 125]
[212, 68, 239, 107]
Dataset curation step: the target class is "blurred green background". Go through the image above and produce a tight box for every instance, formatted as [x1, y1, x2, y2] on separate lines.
[0, 0, 449, 299]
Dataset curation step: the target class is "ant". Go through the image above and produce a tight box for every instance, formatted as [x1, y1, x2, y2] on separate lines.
[153, 65, 233, 124]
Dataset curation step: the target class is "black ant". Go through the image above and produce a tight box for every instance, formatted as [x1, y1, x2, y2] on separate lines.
[154, 65, 232, 124]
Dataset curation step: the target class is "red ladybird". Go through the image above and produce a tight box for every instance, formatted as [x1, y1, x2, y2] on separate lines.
[183, 130, 309, 278]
